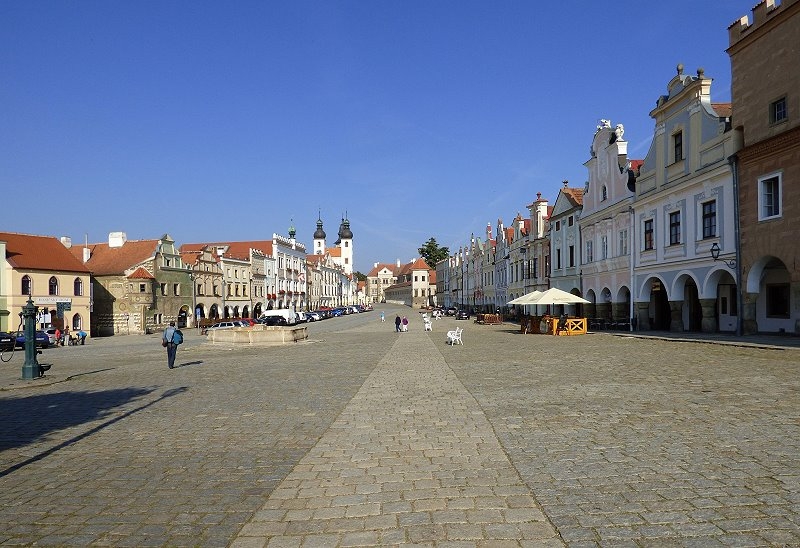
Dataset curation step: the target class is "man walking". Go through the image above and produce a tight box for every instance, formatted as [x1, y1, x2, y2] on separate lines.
[162, 321, 179, 369]
[395, 315, 402, 333]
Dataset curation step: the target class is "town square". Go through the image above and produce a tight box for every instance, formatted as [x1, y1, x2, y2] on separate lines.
[2, 0, 800, 545]
[1, 309, 798, 546]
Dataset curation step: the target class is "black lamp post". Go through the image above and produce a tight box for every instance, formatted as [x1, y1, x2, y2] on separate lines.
[710, 242, 736, 268]
[21, 297, 41, 379]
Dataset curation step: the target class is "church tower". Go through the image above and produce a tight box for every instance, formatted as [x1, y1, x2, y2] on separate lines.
[335, 215, 354, 275]
[313, 213, 326, 255]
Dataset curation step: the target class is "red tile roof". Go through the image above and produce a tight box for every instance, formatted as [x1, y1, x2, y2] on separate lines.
[367, 263, 400, 277]
[562, 187, 585, 207]
[629, 159, 644, 174]
[70, 240, 158, 276]
[712, 102, 732, 118]
[1, 232, 90, 273]
[180, 241, 274, 261]
[127, 266, 155, 279]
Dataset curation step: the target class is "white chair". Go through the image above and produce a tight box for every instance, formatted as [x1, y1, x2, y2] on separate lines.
[446, 327, 463, 345]
[424, 318, 433, 331]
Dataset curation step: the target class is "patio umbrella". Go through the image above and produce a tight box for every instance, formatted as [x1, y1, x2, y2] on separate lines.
[526, 287, 590, 305]
[506, 290, 543, 305]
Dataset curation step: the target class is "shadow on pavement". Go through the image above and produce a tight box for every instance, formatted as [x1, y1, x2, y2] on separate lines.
[0, 387, 188, 478]
[174, 360, 203, 368]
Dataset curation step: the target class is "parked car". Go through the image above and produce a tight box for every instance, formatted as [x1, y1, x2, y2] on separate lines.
[207, 321, 237, 331]
[0, 331, 15, 351]
[445, 307, 458, 316]
[295, 311, 308, 323]
[306, 312, 321, 322]
[44, 328, 59, 345]
[237, 318, 256, 326]
[14, 330, 50, 348]
[258, 309, 298, 325]
[456, 309, 471, 320]
[259, 315, 288, 326]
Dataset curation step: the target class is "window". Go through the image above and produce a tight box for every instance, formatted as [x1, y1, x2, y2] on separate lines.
[702, 201, 717, 239]
[619, 230, 628, 255]
[673, 131, 683, 162]
[766, 283, 790, 318]
[601, 186, 607, 201]
[73, 277, 83, 296]
[669, 211, 681, 245]
[160, 283, 167, 296]
[770, 96, 787, 124]
[568, 215, 574, 227]
[139, 283, 147, 293]
[556, 249, 561, 269]
[759, 174, 782, 220]
[173, 283, 180, 296]
[71, 313, 82, 331]
[555, 220, 561, 231]
[644, 219, 654, 250]
[586, 241, 593, 262]
[165, 258, 171, 267]
[49, 276, 58, 296]
[601, 236, 608, 259]
[21, 275, 31, 295]
[568, 245, 575, 267]
[197, 283, 203, 296]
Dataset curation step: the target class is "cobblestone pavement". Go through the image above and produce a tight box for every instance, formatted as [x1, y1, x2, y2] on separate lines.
[0, 308, 798, 546]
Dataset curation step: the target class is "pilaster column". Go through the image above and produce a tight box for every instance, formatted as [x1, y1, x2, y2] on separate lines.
[743, 292, 758, 335]
[699, 298, 717, 333]
[669, 300, 683, 332]
[612, 302, 628, 322]
[635, 302, 650, 331]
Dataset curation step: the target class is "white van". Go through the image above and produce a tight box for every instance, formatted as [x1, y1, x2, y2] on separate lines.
[258, 309, 298, 325]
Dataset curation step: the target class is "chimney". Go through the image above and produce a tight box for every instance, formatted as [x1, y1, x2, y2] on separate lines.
[397, 259, 401, 268]
[83, 247, 91, 263]
[108, 232, 127, 248]
[60, 236, 72, 248]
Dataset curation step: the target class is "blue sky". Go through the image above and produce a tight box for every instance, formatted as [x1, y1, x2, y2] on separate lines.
[2, 1, 756, 274]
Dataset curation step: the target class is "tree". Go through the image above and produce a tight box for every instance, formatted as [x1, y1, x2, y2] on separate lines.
[353, 271, 367, 282]
[418, 238, 450, 270]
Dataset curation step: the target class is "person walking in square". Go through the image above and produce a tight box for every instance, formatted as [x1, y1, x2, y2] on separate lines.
[162, 321, 179, 369]
[401, 316, 409, 332]
[395, 315, 402, 333]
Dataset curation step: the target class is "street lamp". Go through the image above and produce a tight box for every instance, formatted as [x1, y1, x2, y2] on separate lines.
[20, 297, 46, 379]
[189, 269, 197, 328]
[710, 242, 736, 269]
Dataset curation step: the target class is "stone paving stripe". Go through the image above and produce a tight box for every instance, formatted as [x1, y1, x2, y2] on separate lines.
[230, 328, 563, 547]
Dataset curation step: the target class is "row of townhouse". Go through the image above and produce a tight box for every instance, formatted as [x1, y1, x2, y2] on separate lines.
[0, 216, 360, 336]
[439, 0, 800, 335]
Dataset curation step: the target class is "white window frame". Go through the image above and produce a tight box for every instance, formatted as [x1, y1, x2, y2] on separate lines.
[758, 172, 782, 221]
